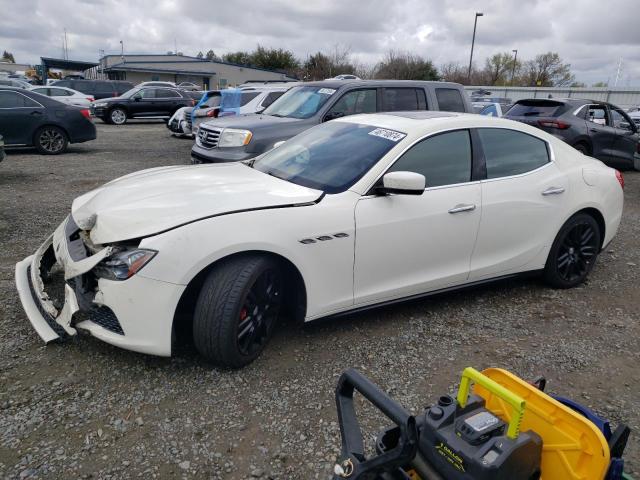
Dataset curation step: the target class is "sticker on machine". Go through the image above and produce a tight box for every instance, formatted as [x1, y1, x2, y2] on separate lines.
[318, 88, 336, 95]
[368, 128, 406, 142]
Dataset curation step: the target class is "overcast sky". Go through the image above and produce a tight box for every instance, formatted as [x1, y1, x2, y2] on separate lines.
[2, 0, 639, 86]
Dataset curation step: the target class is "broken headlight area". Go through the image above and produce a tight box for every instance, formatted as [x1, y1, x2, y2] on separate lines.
[93, 248, 157, 281]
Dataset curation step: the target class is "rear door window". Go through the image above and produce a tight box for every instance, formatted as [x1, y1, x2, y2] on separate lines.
[382, 88, 427, 111]
[31, 87, 49, 96]
[156, 88, 181, 98]
[477, 128, 550, 179]
[50, 88, 71, 97]
[0, 91, 41, 108]
[0, 91, 23, 107]
[507, 100, 564, 117]
[240, 91, 261, 106]
[435, 88, 466, 112]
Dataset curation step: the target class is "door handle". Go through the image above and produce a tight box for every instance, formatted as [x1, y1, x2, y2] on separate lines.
[589, 128, 598, 132]
[30, 111, 43, 116]
[542, 186, 565, 196]
[448, 204, 476, 214]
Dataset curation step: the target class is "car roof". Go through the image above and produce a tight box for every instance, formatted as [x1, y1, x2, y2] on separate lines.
[301, 79, 464, 89]
[336, 111, 551, 138]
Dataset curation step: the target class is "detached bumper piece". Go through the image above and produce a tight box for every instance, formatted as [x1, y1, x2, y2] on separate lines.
[25, 266, 70, 340]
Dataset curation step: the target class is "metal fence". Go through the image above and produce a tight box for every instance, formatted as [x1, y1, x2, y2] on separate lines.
[465, 86, 640, 110]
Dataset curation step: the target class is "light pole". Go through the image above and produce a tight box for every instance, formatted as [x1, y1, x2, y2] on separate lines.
[467, 12, 483, 84]
[510, 49, 518, 85]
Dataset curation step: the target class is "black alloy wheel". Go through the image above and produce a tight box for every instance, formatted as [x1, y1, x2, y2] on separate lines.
[193, 255, 284, 368]
[544, 213, 601, 288]
[556, 222, 598, 282]
[236, 269, 282, 356]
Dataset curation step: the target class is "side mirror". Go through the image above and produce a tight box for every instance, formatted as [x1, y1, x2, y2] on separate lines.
[323, 111, 344, 122]
[133, 96, 141, 101]
[273, 140, 286, 149]
[376, 171, 425, 196]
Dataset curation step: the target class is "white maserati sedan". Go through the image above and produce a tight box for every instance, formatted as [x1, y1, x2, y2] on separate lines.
[15, 112, 624, 367]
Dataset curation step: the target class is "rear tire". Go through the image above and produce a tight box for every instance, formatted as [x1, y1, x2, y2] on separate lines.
[543, 213, 601, 289]
[35, 126, 68, 155]
[572, 142, 590, 155]
[193, 255, 283, 368]
[109, 108, 127, 125]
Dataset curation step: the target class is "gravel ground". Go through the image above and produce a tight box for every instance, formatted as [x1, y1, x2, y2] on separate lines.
[1, 121, 639, 479]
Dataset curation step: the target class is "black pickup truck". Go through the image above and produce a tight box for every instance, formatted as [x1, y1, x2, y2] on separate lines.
[91, 86, 195, 125]
[191, 80, 472, 163]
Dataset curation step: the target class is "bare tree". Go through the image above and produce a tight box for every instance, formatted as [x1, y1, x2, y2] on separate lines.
[520, 52, 574, 87]
[483, 52, 520, 85]
[374, 50, 439, 80]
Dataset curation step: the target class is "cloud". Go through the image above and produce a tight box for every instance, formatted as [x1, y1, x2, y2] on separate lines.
[1, 0, 639, 85]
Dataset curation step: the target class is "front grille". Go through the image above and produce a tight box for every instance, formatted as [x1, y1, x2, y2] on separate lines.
[90, 306, 124, 335]
[197, 126, 222, 148]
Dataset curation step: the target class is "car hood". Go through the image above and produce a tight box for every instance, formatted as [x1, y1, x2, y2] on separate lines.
[71, 163, 322, 244]
[199, 113, 302, 131]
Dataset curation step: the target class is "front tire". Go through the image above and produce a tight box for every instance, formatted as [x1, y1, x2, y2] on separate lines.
[543, 213, 601, 288]
[193, 255, 283, 368]
[35, 126, 68, 155]
[109, 107, 127, 125]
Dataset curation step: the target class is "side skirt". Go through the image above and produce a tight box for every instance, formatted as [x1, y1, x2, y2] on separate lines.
[315, 271, 541, 323]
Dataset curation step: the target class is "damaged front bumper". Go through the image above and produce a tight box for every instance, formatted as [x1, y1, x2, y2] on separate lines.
[15, 216, 184, 357]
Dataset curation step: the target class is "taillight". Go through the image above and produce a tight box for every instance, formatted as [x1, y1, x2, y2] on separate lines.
[615, 170, 624, 189]
[79, 108, 92, 120]
[87, 97, 94, 102]
[191, 99, 196, 106]
[113, 92, 118, 97]
[537, 119, 570, 129]
[206, 108, 219, 118]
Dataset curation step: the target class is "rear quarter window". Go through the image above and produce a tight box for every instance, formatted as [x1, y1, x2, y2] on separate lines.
[435, 88, 466, 112]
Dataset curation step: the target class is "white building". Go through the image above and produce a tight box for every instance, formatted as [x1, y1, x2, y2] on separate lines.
[90, 54, 296, 89]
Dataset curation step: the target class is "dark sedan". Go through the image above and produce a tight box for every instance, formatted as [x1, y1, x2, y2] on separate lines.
[504, 98, 639, 170]
[91, 86, 195, 125]
[0, 87, 96, 155]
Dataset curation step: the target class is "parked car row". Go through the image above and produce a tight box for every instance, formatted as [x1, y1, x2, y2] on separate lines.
[168, 84, 291, 137]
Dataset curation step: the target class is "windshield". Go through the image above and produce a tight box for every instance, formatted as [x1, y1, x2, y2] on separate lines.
[262, 85, 337, 119]
[252, 121, 403, 193]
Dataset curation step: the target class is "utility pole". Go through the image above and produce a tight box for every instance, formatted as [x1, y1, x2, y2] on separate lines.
[614, 57, 623, 87]
[510, 49, 518, 86]
[64, 28, 69, 60]
[467, 12, 483, 84]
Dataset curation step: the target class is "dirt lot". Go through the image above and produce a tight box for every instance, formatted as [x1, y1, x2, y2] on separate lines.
[1, 122, 639, 479]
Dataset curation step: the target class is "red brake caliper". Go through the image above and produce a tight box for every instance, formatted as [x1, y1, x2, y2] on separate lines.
[239, 307, 248, 322]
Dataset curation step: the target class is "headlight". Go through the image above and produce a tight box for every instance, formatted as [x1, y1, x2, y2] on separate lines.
[94, 249, 157, 281]
[218, 128, 252, 147]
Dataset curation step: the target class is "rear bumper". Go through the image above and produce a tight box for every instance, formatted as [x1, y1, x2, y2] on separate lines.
[70, 123, 97, 143]
[14, 217, 184, 357]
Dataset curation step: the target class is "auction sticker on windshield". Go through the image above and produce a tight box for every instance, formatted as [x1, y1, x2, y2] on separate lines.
[368, 128, 406, 142]
[318, 88, 336, 95]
